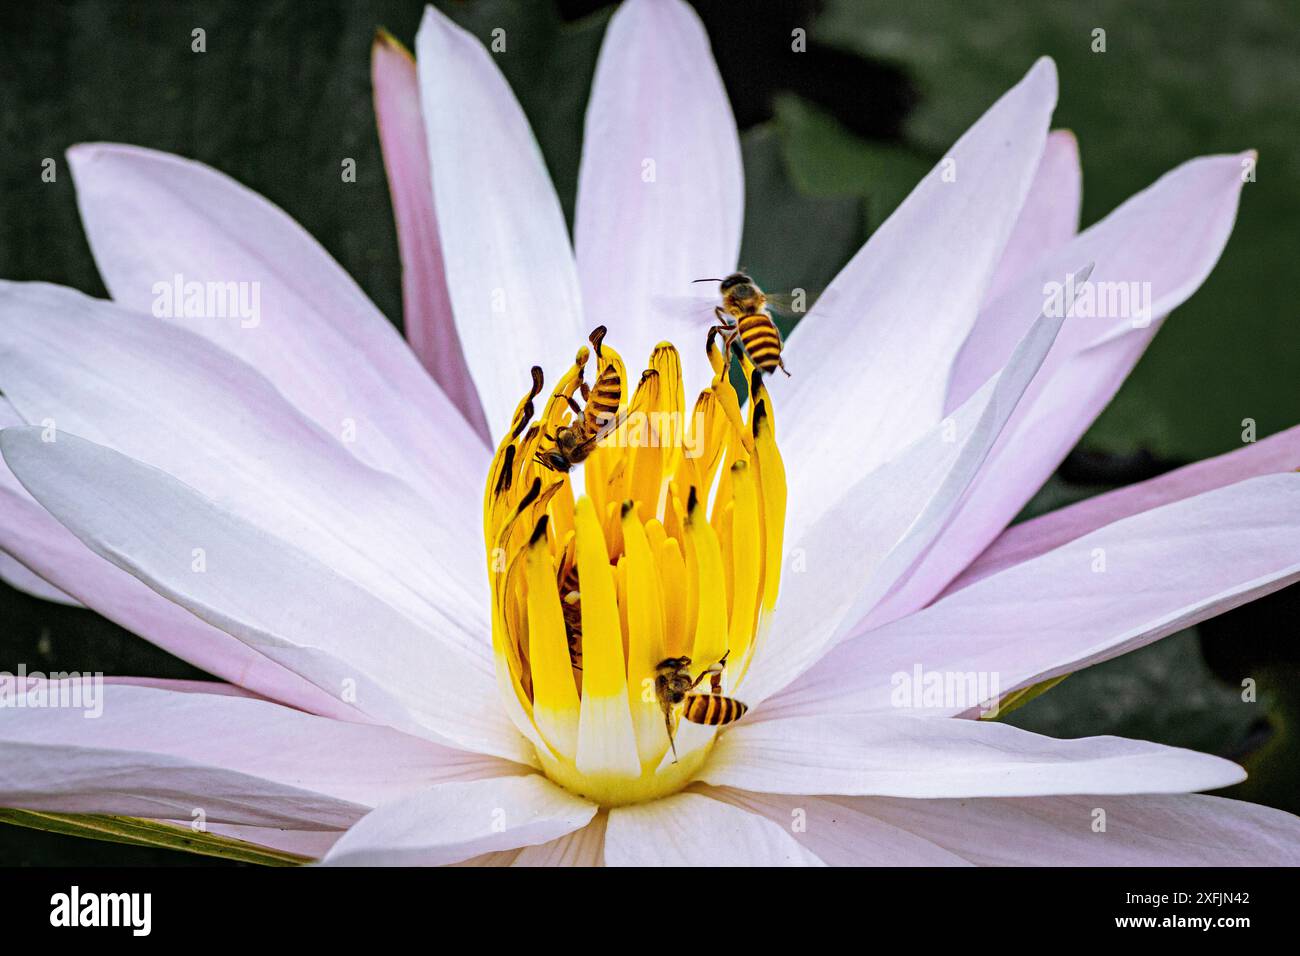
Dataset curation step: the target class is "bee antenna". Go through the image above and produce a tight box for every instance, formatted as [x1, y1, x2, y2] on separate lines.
[692, 277, 723, 284]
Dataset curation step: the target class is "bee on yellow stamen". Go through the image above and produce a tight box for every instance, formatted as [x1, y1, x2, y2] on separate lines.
[483, 323, 785, 807]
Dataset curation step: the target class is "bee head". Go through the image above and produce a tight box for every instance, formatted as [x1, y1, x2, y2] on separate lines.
[539, 449, 571, 472]
[656, 656, 692, 672]
[719, 273, 763, 316]
[719, 272, 751, 293]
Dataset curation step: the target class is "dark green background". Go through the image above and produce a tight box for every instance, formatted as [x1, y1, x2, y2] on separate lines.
[0, 0, 1296, 864]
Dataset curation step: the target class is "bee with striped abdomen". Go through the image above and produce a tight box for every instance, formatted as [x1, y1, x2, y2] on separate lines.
[655, 651, 747, 763]
[681, 691, 748, 728]
[694, 272, 790, 376]
[556, 555, 583, 672]
[536, 326, 625, 472]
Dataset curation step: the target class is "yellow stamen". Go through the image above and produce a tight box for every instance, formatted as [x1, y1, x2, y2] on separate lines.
[482, 330, 786, 806]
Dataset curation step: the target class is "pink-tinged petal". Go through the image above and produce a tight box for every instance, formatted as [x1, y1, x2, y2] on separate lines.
[507, 815, 607, 866]
[65, 143, 485, 493]
[2, 401, 73, 601]
[703, 787, 970, 866]
[879, 153, 1250, 623]
[13, 376, 328, 711]
[574, 0, 742, 394]
[0, 550, 79, 606]
[456, 815, 609, 866]
[948, 153, 1249, 411]
[951, 424, 1300, 592]
[982, 129, 1082, 306]
[321, 775, 596, 867]
[373, 31, 490, 443]
[605, 793, 823, 866]
[703, 715, 1244, 798]
[0, 428, 528, 763]
[99, 677, 260, 696]
[765, 473, 1300, 721]
[415, 5, 584, 435]
[847, 793, 1300, 866]
[205, 824, 341, 861]
[779, 58, 1057, 513]
[0, 683, 508, 828]
[0, 401, 79, 606]
[0, 484, 353, 718]
[743, 291, 1071, 705]
[0, 283, 486, 645]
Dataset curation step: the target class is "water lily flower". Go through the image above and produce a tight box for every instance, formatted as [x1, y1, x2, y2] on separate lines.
[2, 0, 1299, 866]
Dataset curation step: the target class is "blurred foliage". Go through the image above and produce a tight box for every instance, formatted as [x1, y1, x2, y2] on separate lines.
[0, 0, 1297, 862]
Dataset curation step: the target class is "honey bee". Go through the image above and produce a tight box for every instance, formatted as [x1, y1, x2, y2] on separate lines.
[655, 651, 748, 763]
[694, 272, 790, 376]
[535, 326, 625, 472]
[556, 556, 583, 672]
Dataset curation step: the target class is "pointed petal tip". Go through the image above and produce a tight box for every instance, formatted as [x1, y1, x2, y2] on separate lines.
[1048, 127, 1078, 148]
[65, 142, 110, 170]
[1018, 56, 1058, 108]
[373, 26, 413, 59]
[417, 1, 461, 42]
[65, 142, 164, 176]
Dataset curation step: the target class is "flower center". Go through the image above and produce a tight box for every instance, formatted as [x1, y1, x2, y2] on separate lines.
[482, 326, 787, 806]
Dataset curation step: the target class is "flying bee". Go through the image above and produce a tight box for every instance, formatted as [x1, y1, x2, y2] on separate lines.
[536, 326, 625, 473]
[655, 651, 747, 763]
[693, 272, 791, 376]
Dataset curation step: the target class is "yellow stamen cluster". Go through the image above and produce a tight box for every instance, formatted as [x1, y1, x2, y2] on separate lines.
[483, 329, 786, 807]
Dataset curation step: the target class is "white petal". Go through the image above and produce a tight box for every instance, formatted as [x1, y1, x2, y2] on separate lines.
[0, 682, 503, 828]
[416, 5, 583, 435]
[703, 714, 1245, 798]
[766, 473, 1300, 720]
[778, 58, 1057, 511]
[0, 282, 486, 646]
[508, 815, 608, 866]
[951, 423, 1300, 592]
[0, 477, 354, 718]
[605, 793, 823, 866]
[982, 128, 1081, 304]
[204, 825, 342, 860]
[66, 142, 485, 492]
[743, 282, 1074, 705]
[0, 428, 527, 762]
[574, 0, 742, 394]
[879, 153, 1251, 622]
[703, 787, 970, 866]
[848, 792, 1300, 866]
[322, 775, 596, 866]
[0, 551, 79, 606]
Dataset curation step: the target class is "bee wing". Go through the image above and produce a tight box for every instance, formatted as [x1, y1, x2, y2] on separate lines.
[650, 293, 722, 326]
[763, 288, 835, 318]
[573, 403, 631, 452]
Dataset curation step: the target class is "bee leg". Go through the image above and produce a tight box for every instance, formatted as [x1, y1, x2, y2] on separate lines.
[778, 355, 791, 377]
[664, 709, 679, 764]
[579, 381, 591, 401]
[564, 395, 584, 417]
[688, 649, 730, 694]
